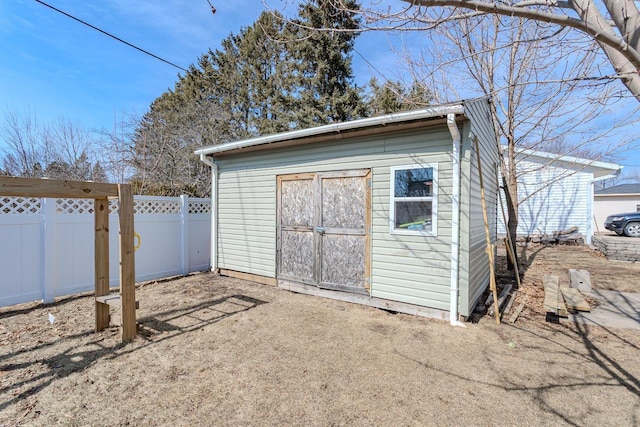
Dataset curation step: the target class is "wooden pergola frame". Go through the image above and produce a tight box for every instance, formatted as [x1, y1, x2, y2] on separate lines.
[0, 176, 137, 342]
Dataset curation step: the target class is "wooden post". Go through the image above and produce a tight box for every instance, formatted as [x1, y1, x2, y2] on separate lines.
[118, 184, 136, 341]
[94, 198, 110, 332]
[474, 137, 500, 324]
[0, 176, 136, 341]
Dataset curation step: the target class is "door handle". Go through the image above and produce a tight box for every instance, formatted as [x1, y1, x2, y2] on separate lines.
[315, 227, 325, 235]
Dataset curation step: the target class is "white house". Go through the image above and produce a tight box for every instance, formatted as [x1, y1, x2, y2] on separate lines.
[499, 147, 622, 244]
[594, 184, 640, 232]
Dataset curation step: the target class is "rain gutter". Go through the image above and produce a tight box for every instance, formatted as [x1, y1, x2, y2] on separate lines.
[199, 153, 218, 272]
[447, 114, 466, 327]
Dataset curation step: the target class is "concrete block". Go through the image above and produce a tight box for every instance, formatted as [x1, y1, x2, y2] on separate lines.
[569, 269, 592, 292]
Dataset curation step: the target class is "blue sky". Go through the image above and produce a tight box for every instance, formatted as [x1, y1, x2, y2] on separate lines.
[0, 0, 396, 131]
[1, 0, 639, 177]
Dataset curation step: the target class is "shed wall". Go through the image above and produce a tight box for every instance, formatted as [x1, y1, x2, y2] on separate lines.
[216, 127, 456, 310]
[459, 99, 500, 317]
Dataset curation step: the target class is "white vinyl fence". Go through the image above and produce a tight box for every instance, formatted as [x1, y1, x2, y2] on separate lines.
[0, 195, 211, 307]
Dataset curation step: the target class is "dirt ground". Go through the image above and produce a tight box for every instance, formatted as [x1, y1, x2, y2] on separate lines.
[1, 243, 640, 426]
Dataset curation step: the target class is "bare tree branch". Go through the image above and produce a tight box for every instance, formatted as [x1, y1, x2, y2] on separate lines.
[402, 0, 640, 100]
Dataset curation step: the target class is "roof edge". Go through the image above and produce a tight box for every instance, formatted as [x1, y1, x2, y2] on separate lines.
[595, 183, 640, 195]
[195, 103, 466, 157]
[594, 192, 640, 196]
[511, 146, 621, 173]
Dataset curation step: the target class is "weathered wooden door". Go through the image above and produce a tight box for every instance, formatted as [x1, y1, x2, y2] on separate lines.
[277, 170, 370, 294]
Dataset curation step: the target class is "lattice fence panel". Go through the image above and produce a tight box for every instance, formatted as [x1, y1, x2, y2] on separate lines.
[134, 199, 181, 215]
[0, 197, 41, 214]
[109, 199, 119, 215]
[57, 198, 94, 214]
[189, 201, 211, 214]
[1, 196, 209, 216]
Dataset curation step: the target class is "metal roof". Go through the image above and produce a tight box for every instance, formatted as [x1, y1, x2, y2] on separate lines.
[595, 183, 640, 195]
[195, 102, 468, 157]
[508, 146, 622, 179]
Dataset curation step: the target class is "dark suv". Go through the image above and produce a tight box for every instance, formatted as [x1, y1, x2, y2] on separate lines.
[604, 212, 640, 237]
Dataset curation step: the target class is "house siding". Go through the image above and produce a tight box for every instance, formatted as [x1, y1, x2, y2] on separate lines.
[498, 160, 593, 236]
[216, 126, 456, 310]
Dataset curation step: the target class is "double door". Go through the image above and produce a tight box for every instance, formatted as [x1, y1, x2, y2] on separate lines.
[277, 170, 370, 294]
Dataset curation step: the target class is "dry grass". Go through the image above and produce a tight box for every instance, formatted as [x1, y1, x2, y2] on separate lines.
[1, 244, 640, 425]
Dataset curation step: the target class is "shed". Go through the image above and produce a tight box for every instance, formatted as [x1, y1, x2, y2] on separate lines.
[594, 184, 640, 231]
[196, 98, 499, 323]
[498, 147, 621, 244]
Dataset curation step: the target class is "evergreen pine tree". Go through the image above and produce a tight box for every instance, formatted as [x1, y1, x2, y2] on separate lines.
[365, 77, 433, 116]
[291, 0, 365, 126]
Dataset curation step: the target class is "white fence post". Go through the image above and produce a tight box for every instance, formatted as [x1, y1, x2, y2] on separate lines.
[180, 195, 189, 276]
[41, 198, 56, 303]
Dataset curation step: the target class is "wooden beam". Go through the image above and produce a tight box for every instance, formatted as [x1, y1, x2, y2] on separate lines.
[278, 279, 449, 321]
[509, 295, 528, 324]
[487, 284, 513, 317]
[0, 176, 118, 199]
[364, 170, 371, 291]
[219, 269, 277, 286]
[561, 288, 591, 312]
[502, 288, 517, 318]
[94, 198, 110, 332]
[95, 294, 140, 309]
[543, 275, 568, 317]
[118, 184, 137, 341]
[475, 137, 500, 324]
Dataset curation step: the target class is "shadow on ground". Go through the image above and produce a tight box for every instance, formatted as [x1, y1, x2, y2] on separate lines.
[0, 293, 266, 412]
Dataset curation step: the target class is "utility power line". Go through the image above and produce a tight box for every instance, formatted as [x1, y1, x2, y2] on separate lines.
[205, 0, 217, 15]
[35, 0, 188, 72]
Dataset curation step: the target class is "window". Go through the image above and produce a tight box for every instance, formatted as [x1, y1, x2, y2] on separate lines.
[637, 204, 640, 213]
[390, 164, 437, 235]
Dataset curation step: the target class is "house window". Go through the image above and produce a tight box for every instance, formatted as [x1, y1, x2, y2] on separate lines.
[390, 164, 438, 235]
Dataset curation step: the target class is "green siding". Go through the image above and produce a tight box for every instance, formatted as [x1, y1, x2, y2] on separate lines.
[214, 99, 499, 315]
[458, 99, 500, 317]
[216, 126, 456, 309]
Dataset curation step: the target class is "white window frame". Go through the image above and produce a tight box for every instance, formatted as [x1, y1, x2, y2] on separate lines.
[389, 163, 438, 236]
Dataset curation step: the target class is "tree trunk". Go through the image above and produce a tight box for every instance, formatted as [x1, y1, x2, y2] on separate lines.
[502, 174, 519, 272]
[497, 143, 519, 272]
